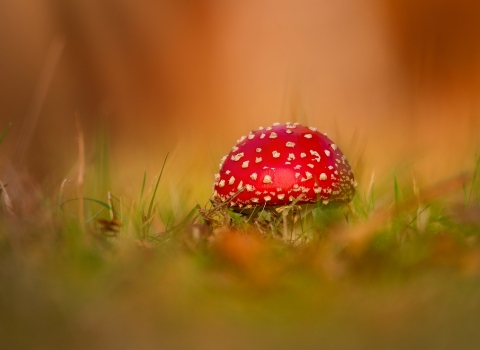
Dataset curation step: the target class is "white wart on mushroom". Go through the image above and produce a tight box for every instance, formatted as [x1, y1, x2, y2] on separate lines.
[213, 123, 356, 208]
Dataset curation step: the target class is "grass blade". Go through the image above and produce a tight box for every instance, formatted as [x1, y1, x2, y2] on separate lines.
[393, 174, 401, 206]
[161, 204, 201, 234]
[466, 154, 480, 209]
[62, 197, 112, 211]
[139, 171, 147, 204]
[147, 153, 169, 219]
[0, 123, 11, 146]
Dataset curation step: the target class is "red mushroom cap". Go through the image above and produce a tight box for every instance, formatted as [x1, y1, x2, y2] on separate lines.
[213, 123, 356, 208]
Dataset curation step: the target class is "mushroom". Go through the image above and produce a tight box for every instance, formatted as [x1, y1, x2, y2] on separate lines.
[213, 123, 356, 209]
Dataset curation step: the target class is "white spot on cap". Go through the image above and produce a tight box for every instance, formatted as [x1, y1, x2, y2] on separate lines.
[322, 199, 329, 205]
[300, 153, 306, 158]
[310, 150, 321, 162]
[331, 144, 337, 150]
[214, 174, 220, 181]
[276, 188, 282, 192]
[264, 196, 272, 201]
[314, 187, 322, 194]
[231, 152, 244, 161]
[270, 132, 278, 139]
[278, 194, 285, 200]
[232, 146, 239, 152]
[219, 156, 227, 169]
[295, 173, 300, 178]
[255, 157, 262, 164]
[263, 175, 273, 184]
[272, 151, 280, 158]
[309, 127, 317, 131]
[242, 161, 249, 168]
[301, 172, 313, 182]
[259, 126, 264, 130]
[273, 122, 280, 126]
[289, 195, 295, 201]
[304, 134, 313, 139]
[286, 142, 295, 147]
[248, 134, 255, 140]
[286, 124, 296, 129]
[260, 133, 266, 139]
[324, 150, 331, 157]
[226, 170, 231, 174]
[285, 161, 291, 165]
[252, 198, 259, 203]
[328, 166, 334, 170]
[228, 176, 235, 185]
[239, 136, 246, 142]
[219, 180, 225, 188]
[250, 173, 258, 180]
[246, 184, 254, 192]
[266, 127, 272, 131]
[307, 164, 314, 168]
[237, 181, 243, 190]
[256, 148, 262, 152]
[294, 165, 302, 169]
[320, 173, 327, 180]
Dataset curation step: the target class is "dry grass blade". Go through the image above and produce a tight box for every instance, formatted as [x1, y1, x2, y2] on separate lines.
[76, 113, 85, 230]
[14, 35, 65, 166]
[199, 187, 246, 227]
[58, 178, 71, 209]
[0, 181, 14, 216]
[97, 192, 122, 236]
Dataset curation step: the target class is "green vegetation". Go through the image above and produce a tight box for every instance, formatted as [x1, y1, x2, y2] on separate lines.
[1, 126, 480, 349]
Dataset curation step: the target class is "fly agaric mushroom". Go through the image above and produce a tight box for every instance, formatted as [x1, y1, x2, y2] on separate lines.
[213, 122, 356, 209]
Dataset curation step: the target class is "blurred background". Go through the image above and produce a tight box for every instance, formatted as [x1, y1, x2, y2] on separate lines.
[1, 0, 480, 198]
[3, 2, 480, 349]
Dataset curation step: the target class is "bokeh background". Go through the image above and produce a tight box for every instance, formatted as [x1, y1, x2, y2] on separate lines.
[2, 0, 480, 200]
[3, 2, 480, 349]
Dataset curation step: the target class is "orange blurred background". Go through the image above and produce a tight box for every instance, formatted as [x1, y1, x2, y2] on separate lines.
[1, 0, 480, 200]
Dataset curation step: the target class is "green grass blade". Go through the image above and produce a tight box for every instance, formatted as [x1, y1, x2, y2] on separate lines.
[0, 122, 12, 145]
[139, 171, 147, 203]
[393, 174, 401, 206]
[147, 153, 169, 219]
[467, 154, 480, 208]
[162, 204, 201, 234]
[62, 197, 111, 211]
